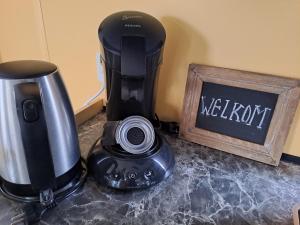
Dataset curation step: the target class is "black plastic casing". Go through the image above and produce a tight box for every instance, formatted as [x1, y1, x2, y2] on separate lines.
[98, 11, 166, 122]
[87, 134, 175, 190]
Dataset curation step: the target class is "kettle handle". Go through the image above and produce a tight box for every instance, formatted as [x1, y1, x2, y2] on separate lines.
[14, 82, 56, 191]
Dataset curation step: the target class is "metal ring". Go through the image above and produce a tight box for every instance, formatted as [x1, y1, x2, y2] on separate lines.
[115, 116, 155, 154]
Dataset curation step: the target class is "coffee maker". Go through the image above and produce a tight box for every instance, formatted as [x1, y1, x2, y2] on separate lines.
[88, 11, 175, 189]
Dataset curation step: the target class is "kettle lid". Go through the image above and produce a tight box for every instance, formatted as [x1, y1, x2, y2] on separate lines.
[98, 11, 166, 55]
[0, 60, 57, 79]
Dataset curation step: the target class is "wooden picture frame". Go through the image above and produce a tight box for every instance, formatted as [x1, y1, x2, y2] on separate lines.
[180, 64, 300, 166]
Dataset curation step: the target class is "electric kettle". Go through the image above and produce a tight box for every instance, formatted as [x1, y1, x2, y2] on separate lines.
[0, 60, 85, 205]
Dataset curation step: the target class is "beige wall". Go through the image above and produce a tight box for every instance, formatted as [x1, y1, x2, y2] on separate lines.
[0, 0, 48, 61]
[39, 1, 102, 112]
[0, 0, 102, 113]
[1, 0, 300, 156]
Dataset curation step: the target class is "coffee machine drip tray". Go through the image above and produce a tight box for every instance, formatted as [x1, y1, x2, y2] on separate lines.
[87, 135, 175, 190]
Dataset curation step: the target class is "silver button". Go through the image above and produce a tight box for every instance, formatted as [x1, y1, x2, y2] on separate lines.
[144, 170, 153, 179]
[113, 173, 120, 179]
[128, 172, 137, 180]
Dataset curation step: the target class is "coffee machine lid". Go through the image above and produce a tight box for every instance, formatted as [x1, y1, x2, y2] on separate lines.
[98, 11, 166, 55]
[0, 60, 57, 79]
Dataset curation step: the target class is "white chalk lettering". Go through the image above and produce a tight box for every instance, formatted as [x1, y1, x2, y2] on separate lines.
[241, 105, 252, 124]
[257, 108, 271, 129]
[199, 97, 272, 130]
[201, 96, 215, 116]
[220, 99, 230, 119]
[229, 103, 245, 122]
[211, 98, 222, 117]
[247, 105, 262, 126]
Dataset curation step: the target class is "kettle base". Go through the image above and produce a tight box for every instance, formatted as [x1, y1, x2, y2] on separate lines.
[87, 135, 175, 190]
[0, 160, 86, 203]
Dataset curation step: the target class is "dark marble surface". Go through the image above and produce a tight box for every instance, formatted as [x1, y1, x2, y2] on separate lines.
[1, 113, 300, 225]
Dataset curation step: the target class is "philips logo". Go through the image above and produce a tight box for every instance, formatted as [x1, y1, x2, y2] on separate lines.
[124, 24, 142, 28]
[122, 15, 142, 20]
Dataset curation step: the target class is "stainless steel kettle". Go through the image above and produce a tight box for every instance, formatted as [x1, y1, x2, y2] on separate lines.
[0, 60, 83, 203]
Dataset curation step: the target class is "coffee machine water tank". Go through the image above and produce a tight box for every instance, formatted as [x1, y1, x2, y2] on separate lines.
[98, 11, 166, 122]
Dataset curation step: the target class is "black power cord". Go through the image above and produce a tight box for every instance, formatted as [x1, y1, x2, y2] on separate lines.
[7, 158, 87, 225]
[159, 121, 179, 135]
[154, 114, 179, 136]
[11, 202, 54, 225]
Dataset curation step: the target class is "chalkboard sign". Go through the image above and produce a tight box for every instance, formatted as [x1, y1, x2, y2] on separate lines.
[180, 64, 300, 166]
[196, 82, 278, 145]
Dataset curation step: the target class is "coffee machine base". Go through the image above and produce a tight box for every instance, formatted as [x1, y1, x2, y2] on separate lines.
[87, 135, 175, 190]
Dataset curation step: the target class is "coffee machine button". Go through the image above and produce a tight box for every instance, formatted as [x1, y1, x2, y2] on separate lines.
[144, 170, 153, 179]
[127, 171, 137, 180]
[22, 100, 39, 122]
[113, 173, 120, 179]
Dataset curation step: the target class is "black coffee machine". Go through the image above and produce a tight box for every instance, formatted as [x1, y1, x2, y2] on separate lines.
[88, 11, 175, 189]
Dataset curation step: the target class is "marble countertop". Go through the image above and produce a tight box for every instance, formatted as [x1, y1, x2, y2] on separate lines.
[1, 113, 300, 225]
